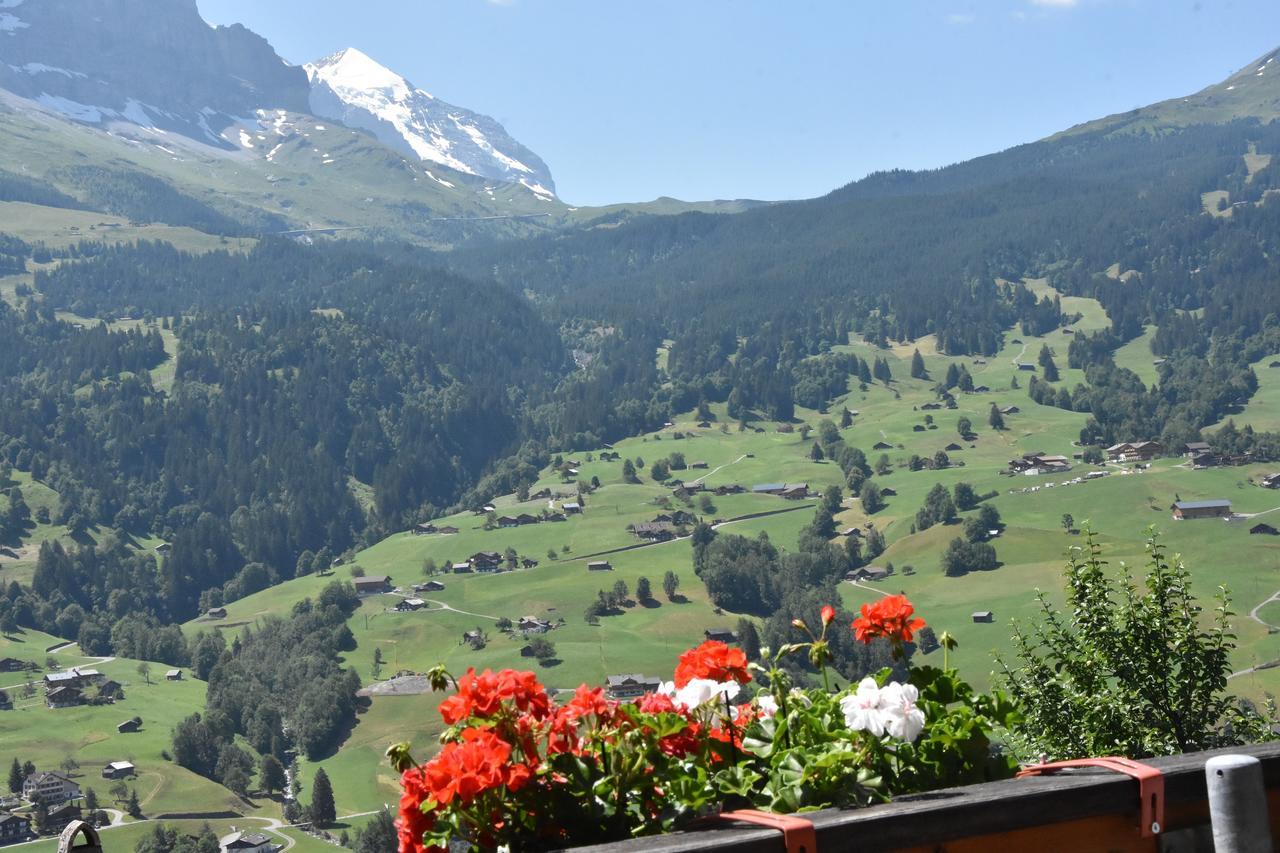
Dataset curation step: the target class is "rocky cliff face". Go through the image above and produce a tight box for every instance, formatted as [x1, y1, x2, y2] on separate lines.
[0, 0, 310, 146]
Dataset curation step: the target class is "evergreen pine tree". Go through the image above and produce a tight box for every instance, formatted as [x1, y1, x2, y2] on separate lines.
[310, 768, 336, 827]
[910, 349, 927, 379]
[7, 758, 22, 794]
[126, 788, 142, 818]
[259, 754, 287, 797]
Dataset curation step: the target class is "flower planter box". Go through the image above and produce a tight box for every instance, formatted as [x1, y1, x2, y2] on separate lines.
[571, 742, 1280, 853]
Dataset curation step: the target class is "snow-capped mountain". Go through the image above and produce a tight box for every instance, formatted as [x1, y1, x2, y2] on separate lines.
[306, 48, 556, 198]
[0, 0, 311, 148]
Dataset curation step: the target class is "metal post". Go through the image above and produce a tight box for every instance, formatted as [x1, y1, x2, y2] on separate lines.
[1206, 754, 1272, 853]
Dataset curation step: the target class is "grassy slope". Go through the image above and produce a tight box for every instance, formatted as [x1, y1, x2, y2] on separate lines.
[1212, 353, 1280, 433]
[1050, 47, 1280, 139]
[0, 202, 256, 254]
[0, 103, 559, 244]
[0, 630, 268, 821]
[1112, 325, 1160, 388]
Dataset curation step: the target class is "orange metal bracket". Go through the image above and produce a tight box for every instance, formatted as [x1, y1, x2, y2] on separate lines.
[1017, 756, 1165, 838]
[716, 809, 817, 853]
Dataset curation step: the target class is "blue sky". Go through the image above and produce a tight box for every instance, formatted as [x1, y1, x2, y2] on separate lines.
[198, 0, 1280, 206]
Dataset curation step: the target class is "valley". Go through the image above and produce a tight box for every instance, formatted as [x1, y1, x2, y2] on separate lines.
[2, 276, 1277, 821]
[0, 4, 1279, 848]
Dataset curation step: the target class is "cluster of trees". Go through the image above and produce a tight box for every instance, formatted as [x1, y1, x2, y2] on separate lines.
[791, 352, 862, 409]
[941, 537, 999, 577]
[693, 492, 895, 684]
[173, 581, 363, 799]
[0, 484, 32, 546]
[914, 484, 957, 531]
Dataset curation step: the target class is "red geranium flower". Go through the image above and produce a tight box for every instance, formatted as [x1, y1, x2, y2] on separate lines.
[397, 767, 443, 853]
[421, 728, 513, 806]
[851, 594, 926, 645]
[673, 640, 751, 688]
[563, 684, 615, 722]
[820, 604, 836, 627]
[438, 668, 552, 725]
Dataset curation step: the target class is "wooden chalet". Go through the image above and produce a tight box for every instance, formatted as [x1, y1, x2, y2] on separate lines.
[605, 674, 663, 700]
[1171, 499, 1232, 520]
[703, 628, 737, 643]
[43, 801, 81, 833]
[1106, 441, 1163, 462]
[587, 561, 613, 572]
[469, 551, 502, 570]
[0, 812, 32, 845]
[354, 575, 393, 595]
[633, 521, 677, 541]
[519, 616, 552, 633]
[101, 761, 136, 780]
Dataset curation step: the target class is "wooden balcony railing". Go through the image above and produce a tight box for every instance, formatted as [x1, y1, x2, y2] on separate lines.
[573, 742, 1280, 852]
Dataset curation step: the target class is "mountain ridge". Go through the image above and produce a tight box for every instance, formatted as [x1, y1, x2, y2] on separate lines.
[306, 47, 556, 197]
[1051, 45, 1280, 139]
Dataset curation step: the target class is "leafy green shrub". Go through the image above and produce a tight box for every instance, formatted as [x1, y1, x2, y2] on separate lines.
[998, 528, 1276, 758]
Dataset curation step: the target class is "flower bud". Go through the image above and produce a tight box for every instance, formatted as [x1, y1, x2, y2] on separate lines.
[820, 605, 836, 627]
[791, 618, 808, 631]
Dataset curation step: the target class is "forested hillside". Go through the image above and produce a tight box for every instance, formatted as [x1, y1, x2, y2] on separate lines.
[447, 118, 1280, 448]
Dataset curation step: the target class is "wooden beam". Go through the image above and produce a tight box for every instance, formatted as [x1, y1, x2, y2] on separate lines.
[574, 743, 1280, 852]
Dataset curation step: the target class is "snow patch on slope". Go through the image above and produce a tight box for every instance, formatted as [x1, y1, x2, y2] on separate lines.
[12, 62, 86, 78]
[35, 94, 105, 122]
[0, 11, 28, 32]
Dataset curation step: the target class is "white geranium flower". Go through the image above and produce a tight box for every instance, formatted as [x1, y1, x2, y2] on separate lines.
[878, 681, 926, 742]
[839, 677, 886, 736]
[660, 678, 740, 710]
[754, 689, 811, 719]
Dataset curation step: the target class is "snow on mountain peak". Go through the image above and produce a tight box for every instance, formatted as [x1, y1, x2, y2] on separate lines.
[308, 47, 423, 99]
[304, 47, 555, 196]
